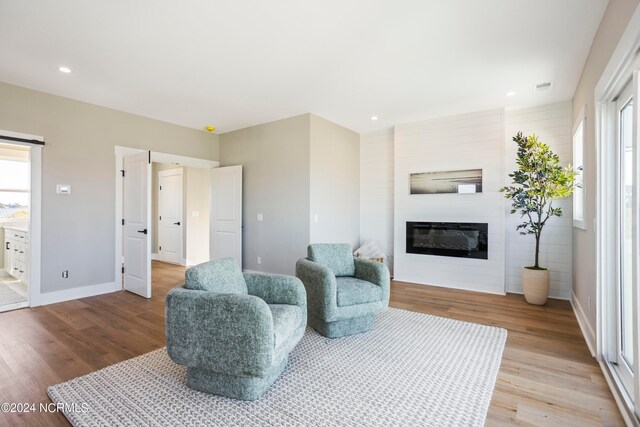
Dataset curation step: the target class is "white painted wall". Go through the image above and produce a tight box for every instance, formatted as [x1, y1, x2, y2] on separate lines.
[360, 104, 574, 298]
[393, 109, 506, 294]
[504, 102, 573, 299]
[359, 129, 394, 273]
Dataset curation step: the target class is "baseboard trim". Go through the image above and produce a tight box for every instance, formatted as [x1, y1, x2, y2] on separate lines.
[151, 253, 159, 261]
[39, 281, 121, 306]
[571, 290, 596, 357]
[392, 275, 507, 296]
[506, 289, 571, 301]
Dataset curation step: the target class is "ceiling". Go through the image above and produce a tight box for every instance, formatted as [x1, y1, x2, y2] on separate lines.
[0, 0, 608, 134]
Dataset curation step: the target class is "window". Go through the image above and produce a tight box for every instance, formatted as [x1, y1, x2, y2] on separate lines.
[616, 83, 634, 392]
[0, 158, 29, 219]
[572, 108, 586, 229]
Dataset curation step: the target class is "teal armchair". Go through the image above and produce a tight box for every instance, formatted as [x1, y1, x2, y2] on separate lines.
[296, 244, 390, 338]
[166, 258, 306, 400]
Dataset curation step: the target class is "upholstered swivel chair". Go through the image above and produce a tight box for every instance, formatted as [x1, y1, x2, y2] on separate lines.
[296, 244, 390, 338]
[166, 258, 307, 400]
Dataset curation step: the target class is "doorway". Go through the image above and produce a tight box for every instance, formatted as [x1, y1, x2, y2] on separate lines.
[0, 132, 43, 312]
[152, 163, 214, 267]
[155, 166, 184, 265]
[115, 147, 243, 299]
[596, 27, 640, 421]
[0, 142, 30, 312]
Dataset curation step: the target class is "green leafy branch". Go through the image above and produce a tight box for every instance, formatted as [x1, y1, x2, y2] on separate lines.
[500, 132, 580, 268]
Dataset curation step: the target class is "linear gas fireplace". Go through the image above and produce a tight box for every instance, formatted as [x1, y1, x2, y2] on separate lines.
[406, 221, 488, 259]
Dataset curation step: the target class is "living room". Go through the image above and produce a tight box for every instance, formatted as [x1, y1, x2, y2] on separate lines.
[1, 0, 639, 426]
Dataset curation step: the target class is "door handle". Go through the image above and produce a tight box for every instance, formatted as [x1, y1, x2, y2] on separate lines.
[137, 229, 148, 234]
[174, 222, 181, 226]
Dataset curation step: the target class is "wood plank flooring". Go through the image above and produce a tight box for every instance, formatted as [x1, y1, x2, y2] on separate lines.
[0, 261, 624, 426]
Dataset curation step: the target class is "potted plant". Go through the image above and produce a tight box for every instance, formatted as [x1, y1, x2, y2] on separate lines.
[501, 132, 578, 305]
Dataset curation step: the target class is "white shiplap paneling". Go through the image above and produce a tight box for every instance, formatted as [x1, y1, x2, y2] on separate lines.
[359, 103, 573, 300]
[359, 129, 394, 272]
[393, 109, 506, 294]
[504, 102, 573, 299]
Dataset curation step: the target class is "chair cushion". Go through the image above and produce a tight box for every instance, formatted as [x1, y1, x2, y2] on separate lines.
[307, 244, 355, 277]
[185, 258, 248, 294]
[268, 304, 304, 349]
[336, 277, 383, 307]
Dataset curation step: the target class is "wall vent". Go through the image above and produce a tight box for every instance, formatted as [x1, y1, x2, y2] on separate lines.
[534, 81, 553, 91]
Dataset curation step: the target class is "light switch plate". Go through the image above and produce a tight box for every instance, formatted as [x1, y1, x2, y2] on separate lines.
[192, 211, 200, 217]
[56, 184, 71, 195]
[257, 214, 263, 221]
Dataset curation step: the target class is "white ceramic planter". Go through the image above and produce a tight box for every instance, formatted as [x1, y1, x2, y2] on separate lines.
[522, 267, 550, 305]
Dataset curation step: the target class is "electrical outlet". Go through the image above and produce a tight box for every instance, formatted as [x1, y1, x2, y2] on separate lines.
[588, 296, 592, 310]
[257, 213, 263, 222]
[257, 256, 262, 265]
[314, 214, 319, 223]
[62, 270, 69, 279]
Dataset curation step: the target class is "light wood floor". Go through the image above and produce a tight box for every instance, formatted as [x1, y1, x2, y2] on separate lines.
[0, 261, 624, 426]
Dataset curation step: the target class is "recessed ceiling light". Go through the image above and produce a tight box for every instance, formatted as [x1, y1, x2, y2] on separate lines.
[58, 66, 72, 73]
[371, 116, 378, 121]
[506, 91, 516, 97]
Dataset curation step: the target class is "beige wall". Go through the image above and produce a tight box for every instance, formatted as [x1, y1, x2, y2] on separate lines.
[185, 167, 210, 266]
[310, 114, 360, 247]
[220, 114, 311, 275]
[0, 82, 218, 294]
[572, 0, 640, 330]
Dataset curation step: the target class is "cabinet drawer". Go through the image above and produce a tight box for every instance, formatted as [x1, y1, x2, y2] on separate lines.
[13, 241, 27, 263]
[8, 230, 26, 241]
[12, 259, 26, 281]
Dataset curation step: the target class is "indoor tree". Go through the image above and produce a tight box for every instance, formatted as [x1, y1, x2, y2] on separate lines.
[501, 132, 579, 269]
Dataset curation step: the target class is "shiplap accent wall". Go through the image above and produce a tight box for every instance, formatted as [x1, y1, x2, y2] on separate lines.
[393, 109, 506, 294]
[504, 102, 573, 299]
[359, 129, 394, 273]
[359, 103, 573, 299]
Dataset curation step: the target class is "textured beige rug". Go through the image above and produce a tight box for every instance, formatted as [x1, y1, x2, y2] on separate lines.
[49, 308, 507, 426]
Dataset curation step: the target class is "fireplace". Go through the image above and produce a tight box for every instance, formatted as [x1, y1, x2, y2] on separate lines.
[406, 221, 488, 259]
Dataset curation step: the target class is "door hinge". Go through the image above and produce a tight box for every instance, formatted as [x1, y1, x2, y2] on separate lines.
[159, 215, 162, 220]
[122, 266, 125, 273]
[121, 169, 125, 177]
[148, 151, 151, 164]
[159, 246, 162, 251]
[159, 185, 162, 190]
[122, 219, 125, 225]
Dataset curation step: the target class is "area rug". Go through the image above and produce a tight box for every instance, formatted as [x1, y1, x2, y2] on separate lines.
[48, 308, 507, 426]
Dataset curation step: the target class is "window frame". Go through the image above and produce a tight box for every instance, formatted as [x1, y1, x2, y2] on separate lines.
[573, 105, 587, 230]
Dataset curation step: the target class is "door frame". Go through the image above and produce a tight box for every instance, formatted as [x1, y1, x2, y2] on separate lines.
[594, 4, 640, 424]
[0, 130, 43, 308]
[114, 146, 219, 290]
[157, 167, 184, 265]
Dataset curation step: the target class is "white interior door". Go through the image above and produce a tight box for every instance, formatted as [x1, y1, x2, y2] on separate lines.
[210, 165, 242, 266]
[158, 168, 184, 265]
[123, 151, 151, 298]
